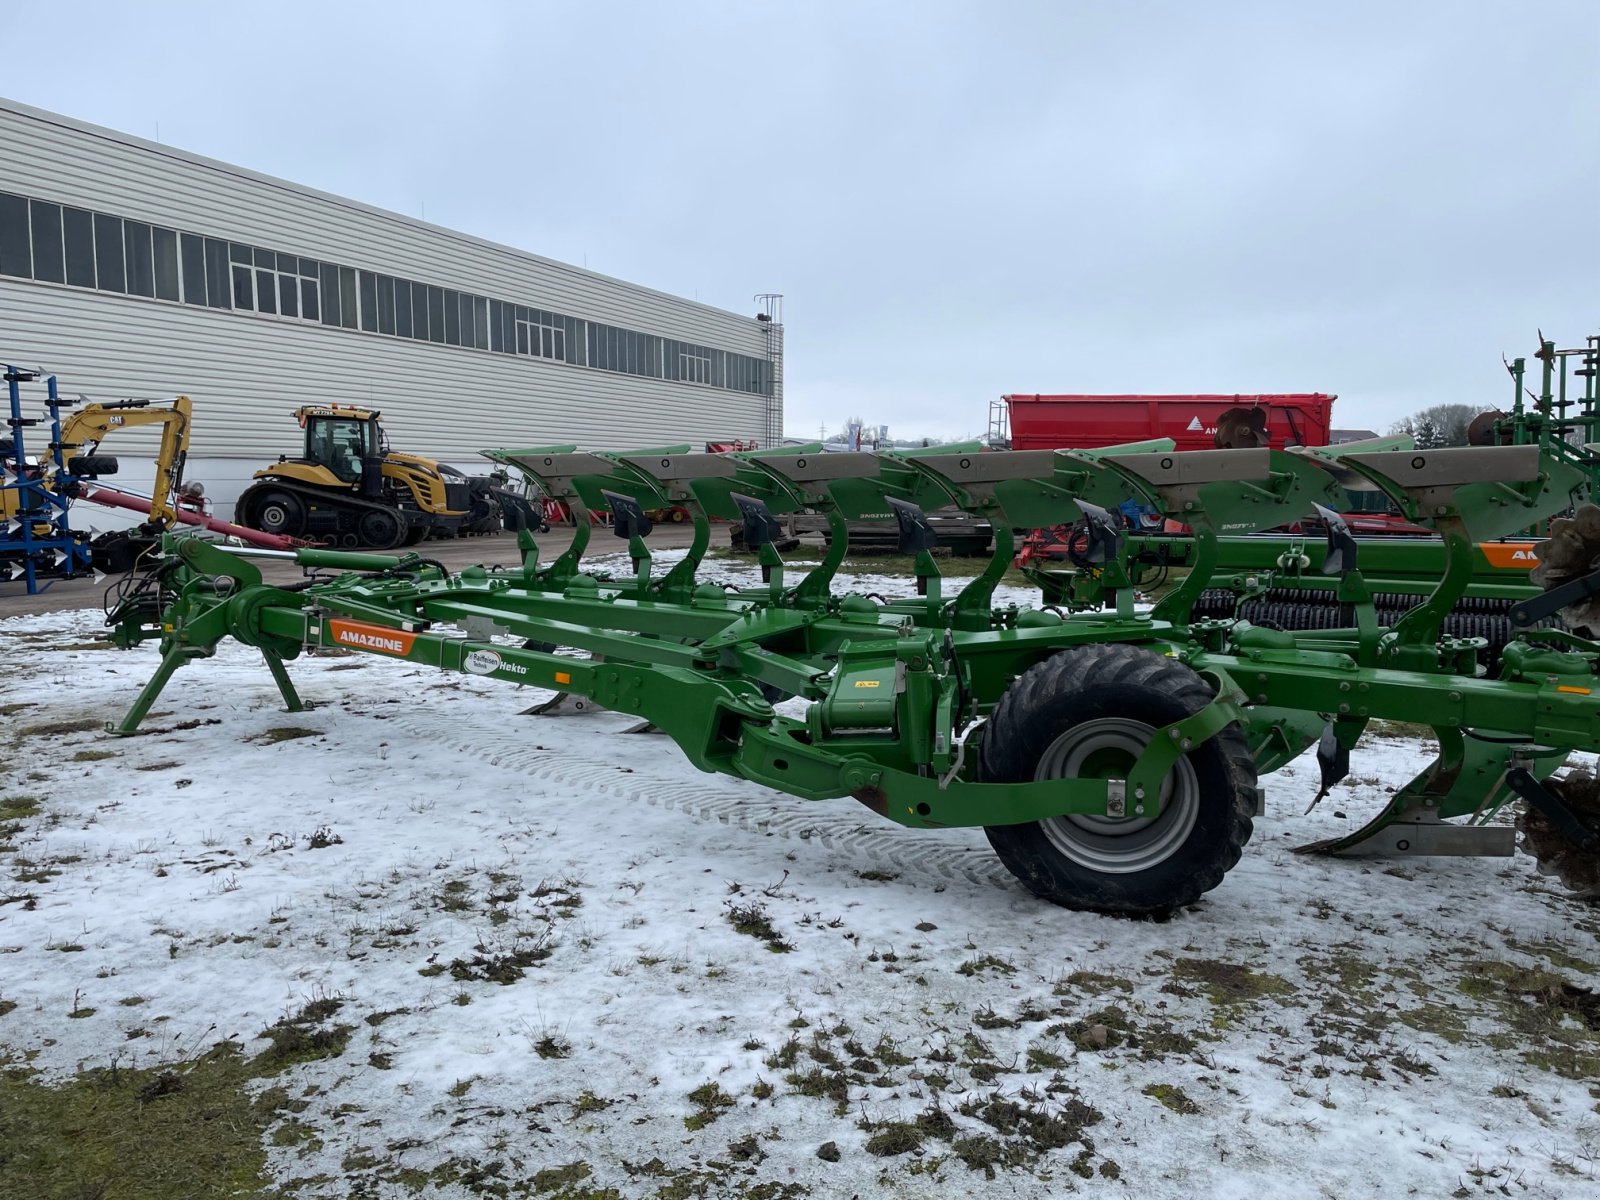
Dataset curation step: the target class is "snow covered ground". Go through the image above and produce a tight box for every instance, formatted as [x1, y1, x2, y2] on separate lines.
[2, 554, 1599, 1198]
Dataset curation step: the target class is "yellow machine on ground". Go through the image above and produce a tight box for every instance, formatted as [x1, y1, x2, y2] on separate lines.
[1, 395, 190, 521]
[1, 395, 195, 575]
[235, 405, 470, 549]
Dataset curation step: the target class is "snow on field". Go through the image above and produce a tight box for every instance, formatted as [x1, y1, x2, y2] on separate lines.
[2, 554, 1599, 1198]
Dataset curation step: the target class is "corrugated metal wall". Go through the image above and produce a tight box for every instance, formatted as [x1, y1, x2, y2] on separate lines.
[0, 98, 782, 471]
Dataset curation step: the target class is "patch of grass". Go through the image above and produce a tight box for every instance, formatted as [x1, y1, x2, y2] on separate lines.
[725, 901, 792, 953]
[1026, 1047, 1069, 1070]
[785, 1067, 850, 1109]
[1054, 970, 1134, 996]
[863, 1121, 923, 1157]
[17, 718, 101, 738]
[447, 936, 555, 984]
[255, 999, 352, 1069]
[253, 726, 322, 744]
[532, 1161, 592, 1192]
[957, 1090, 1103, 1160]
[1171, 957, 1294, 1005]
[71, 749, 116, 762]
[684, 1081, 736, 1130]
[957, 954, 1017, 977]
[1142, 1082, 1199, 1113]
[572, 1090, 614, 1115]
[305, 826, 342, 849]
[0, 796, 40, 821]
[534, 1035, 571, 1060]
[0, 1044, 283, 1198]
[1365, 718, 1436, 741]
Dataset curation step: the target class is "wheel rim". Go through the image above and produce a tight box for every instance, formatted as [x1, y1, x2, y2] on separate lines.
[360, 511, 399, 547]
[1034, 717, 1200, 874]
[258, 498, 292, 531]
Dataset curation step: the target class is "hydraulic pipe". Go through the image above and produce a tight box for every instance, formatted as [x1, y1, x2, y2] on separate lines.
[198, 542, 412, 571]
[85, 486, 303, 550]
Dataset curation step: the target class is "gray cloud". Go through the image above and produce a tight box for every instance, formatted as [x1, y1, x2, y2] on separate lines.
[6, 1, 1596, 440]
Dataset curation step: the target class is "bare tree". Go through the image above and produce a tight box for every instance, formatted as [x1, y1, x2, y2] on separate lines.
[1390, 403, 1477, 448]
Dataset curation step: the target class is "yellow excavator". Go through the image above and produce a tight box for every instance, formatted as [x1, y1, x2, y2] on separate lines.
[235, 405, 470, 549]
[7, 396, 196, 574]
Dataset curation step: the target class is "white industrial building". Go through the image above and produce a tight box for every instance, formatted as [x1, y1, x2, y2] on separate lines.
[0, 97, 782, 517]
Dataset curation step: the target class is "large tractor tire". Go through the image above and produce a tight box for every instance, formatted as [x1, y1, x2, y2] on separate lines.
[1517, 506, 1600, 893]
[979, 643, 1257, 916]
[1516, 772, 1600, 897]
[1530, 503, 1600, 635]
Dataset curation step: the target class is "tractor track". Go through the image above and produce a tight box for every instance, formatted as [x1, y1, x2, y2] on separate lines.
[387, 708, 1013, 891]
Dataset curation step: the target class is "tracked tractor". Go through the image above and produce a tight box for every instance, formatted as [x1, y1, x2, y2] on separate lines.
[235, 405, 470, 549]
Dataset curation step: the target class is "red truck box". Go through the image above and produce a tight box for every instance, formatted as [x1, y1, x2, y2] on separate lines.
[1002, 394, 1335, 451]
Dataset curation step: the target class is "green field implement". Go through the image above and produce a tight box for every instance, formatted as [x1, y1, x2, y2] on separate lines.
[104, 436, 1600, 915]
[1024, 334, 1600, 670]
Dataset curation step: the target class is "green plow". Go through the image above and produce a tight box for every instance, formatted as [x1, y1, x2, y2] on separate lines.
[103, 437, 1600, 915]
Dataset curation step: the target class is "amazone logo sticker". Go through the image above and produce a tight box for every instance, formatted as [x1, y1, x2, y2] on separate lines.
[464, 648, 527, 677]
[1479, 543, 1540, 569]
[329, 620, 415, 656]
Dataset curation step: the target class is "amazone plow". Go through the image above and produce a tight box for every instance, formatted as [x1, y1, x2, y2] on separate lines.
[105, 436, 1600, 915]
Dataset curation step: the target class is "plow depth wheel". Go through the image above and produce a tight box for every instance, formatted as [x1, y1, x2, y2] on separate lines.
[980, 643, 1257, 916]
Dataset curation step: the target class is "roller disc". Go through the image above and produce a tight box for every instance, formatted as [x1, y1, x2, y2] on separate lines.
[1214, 406, 1270, 449]
[1516, 771, 1600, 897]
[1466, 409, 1508, 446]
[1530, 503, 1600, 636]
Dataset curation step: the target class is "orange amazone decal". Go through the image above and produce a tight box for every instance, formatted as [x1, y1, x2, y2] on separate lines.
[554, 671, 572, 685]
[328, 619, 416, 656]
[1478, 543, 1540, 569]
[1557, 685, 1592, 695]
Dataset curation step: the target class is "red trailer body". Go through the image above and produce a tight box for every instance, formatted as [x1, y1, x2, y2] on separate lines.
[1002, 394, 1335, 451]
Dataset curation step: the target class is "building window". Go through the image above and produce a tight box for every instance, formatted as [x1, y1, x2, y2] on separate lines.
[358, 271, 379, 333]
[152, 227, 180, 301]
[203, 238, 230, 308]
[411, 280, 429, 340]
[338, 267, 357, 329]
[515, 313, 567, 361]
[394, 278, 412, 338]
[473, 296, 489, 350]
[28, 200, 64, 285]
[426, 285, 444, 343]
[376, 274, 395, 335]
[124, 221, 155, 298]
[443, 288, 461, 345]
[0, 192, 29, 278]
[680, 349, 711, 384]
[64, 207, 95, 288]
[94, 214, 125, 292]
[319, 262, 340, 326]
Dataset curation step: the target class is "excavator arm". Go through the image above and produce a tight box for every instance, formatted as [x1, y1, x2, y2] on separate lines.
[56, 396, 192, 529]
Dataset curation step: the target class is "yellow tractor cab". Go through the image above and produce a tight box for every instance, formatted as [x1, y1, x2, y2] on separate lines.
[235, 405, 469, 549]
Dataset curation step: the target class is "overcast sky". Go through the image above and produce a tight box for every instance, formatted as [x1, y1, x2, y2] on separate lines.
[6, 2, 1597, 440]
